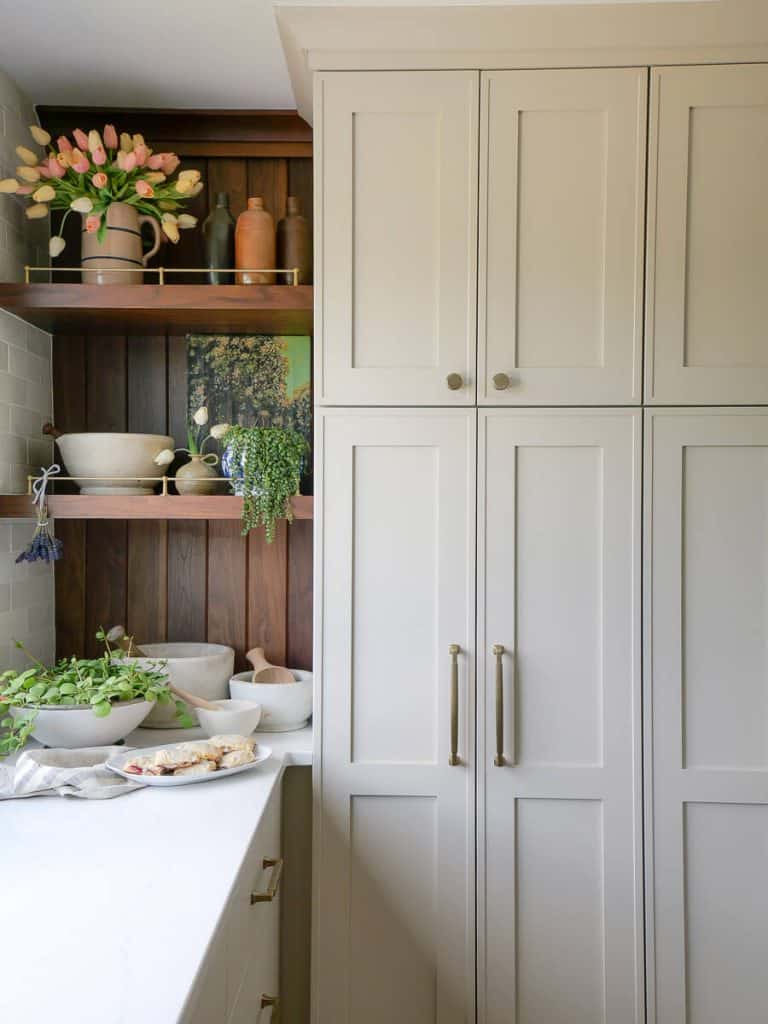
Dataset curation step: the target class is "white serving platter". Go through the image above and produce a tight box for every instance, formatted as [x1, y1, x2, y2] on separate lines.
[106, 741, 272, 787]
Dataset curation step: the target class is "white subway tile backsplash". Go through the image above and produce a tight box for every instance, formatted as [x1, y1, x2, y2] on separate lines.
[10, 404, 42, 439]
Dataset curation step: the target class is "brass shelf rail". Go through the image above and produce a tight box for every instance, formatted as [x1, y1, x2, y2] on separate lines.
[24, 266, 302, 285]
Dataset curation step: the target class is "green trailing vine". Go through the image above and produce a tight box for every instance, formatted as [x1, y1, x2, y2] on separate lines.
[224, 426, 308, 542]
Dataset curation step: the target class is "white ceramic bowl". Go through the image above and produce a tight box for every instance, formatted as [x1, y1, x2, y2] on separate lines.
[10, 699, 152, 749]
[57, 432, 174, 495]
[229, 669, 313, 732]
[195, 699, 263, 738]
[123, 643, 235, 729]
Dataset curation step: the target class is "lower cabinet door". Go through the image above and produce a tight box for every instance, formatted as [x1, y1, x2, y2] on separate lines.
[314, 408, 476, 1024]
[646, 409, 768, 1024]
[477, 409, 643, 1024]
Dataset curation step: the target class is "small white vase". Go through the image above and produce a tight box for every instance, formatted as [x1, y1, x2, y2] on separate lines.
[175, 453, 219, 495]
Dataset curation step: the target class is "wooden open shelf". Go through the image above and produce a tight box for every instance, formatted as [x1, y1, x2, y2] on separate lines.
[0, 494, 313, 521]
[0, 283, 313, 335]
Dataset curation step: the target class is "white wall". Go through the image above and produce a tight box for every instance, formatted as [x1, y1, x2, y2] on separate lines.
[0, 67, 55, 670]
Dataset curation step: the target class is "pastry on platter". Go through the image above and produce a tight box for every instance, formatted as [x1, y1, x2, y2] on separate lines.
[176, 740, 221, 762]
[208, 734, 256, 755]
[219, 748, 257, 769]
[173, 761, 218, 777]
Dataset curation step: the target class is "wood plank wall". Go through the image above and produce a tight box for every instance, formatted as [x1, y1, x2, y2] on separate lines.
[50, 153, 313, 670]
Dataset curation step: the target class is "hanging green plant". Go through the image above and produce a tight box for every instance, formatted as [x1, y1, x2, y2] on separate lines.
[221, 425, 308, 542]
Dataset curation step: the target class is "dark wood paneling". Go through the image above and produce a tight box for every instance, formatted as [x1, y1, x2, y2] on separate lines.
[208, 159, 249, 220]
[287, 519, 313, 671]
[167, 521, 207, 642]
[208, 520, 247, 669]
[127, 521, 168, 644]
[84, 520, 127, 656]
[248, 159, 289, 224]
[54, 519, 86, 660]
[248, 520, 288, 665]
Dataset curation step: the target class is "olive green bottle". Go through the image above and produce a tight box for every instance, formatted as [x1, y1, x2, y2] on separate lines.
[202, 192, 235, 284]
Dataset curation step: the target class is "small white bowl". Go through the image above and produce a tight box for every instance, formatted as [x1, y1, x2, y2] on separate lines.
[195, 699, 263, 739]
[229, 670, 313, 732]
[10, 699, 153, 749]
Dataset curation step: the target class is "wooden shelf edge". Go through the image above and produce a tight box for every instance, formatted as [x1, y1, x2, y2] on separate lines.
[0, 494, 313, 521]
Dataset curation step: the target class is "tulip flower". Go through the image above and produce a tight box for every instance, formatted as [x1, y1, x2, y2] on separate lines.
[174, 177, 194, 195]
[162, 220, 180, 243]
[120, 132, 133, 153]
[70, 150, 90, 174]
[57, 135, 72, 153]
[57, 150, 72, 168]
[87, 130, 102, 154]
[29, 125, 51, 147]
[147, 154, 163, 171]
[154, 449, 175, 467]
[92, 172, 108, 189]
[49, 236, 66, 258]
[15, 184, 34, 195]
[85, 214, 101, 233]
[73, 128, 89, 150]
[209, 423, 230, 441]
[178, 168, 201, 185]
[132, 133, 146, 149]
[117, 150, 137, 172]
[193, 407, 209, 426]
[36, 164, 52, 179]
[145, 172, 166, 184]
[25, 203, 48, 220]
[158, 200, 178, 211]
[135, 180, 154, 198]
[178, 214, 198, 229]
[161, 153, 180, 174]
[47, 156, 66, 179]
[91, 146, 107, 167]
[16, 166, 41, 183]
[189, 181, 204, 197]
[0, 178, 19, 193]
[103, 124, 118, 149]
[70, 196, 93, 213]
[16, 145, 39, 166]
[133, 144, 148, 167]
[32, 184, 55, 202]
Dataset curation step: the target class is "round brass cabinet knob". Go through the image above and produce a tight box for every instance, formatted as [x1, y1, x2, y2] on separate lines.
[492, 372, 511, 391]
[446, 373, 464, 391]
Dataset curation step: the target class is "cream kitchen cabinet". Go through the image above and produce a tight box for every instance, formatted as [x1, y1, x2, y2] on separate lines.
[315, 71, 479, 406]
[314, 408, 476, 1023]
[645, 409, 768, 1024]
[477, 409, 643, 1024]
[646, 65, 768, 404]
[479, 69, 647, 406]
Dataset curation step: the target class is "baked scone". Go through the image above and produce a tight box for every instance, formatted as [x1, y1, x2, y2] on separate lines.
[173, 761, 217, 777]
[176, 740, 221, 762]
[219, 748, 257, 769]
[208, 734, 256, 755]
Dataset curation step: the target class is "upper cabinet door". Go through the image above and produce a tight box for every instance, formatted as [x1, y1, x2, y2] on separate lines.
[647, 65, 768, 404]
[479, 69, 647, 406]
[316, 71, 479, 406]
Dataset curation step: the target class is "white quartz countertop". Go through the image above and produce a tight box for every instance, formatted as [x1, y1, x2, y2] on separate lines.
[0, 725, 312, 1024]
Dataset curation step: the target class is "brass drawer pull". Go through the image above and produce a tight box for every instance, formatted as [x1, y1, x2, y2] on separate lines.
[250, 858, 284, 904]
[449, 644, 460, 766]
[261, 994, 280, 1019]
[446, 372, 464, 391]
[493, 645, 505, 766]
[492, 372, 511, 391]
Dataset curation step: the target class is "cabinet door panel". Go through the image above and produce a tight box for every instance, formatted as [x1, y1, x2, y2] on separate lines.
[647, 66, 768, 403]
[317, 71, 478, 405]
[478, 410, 643, 1024]
[646, 409, 768, 1024]
[479, 69, 646, 405]
[314, 409, 475, 1023]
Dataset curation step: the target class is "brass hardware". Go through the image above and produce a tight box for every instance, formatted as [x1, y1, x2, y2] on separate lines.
[446, 373, 463, 391]
[449, 644, 460, 766]
[493, 644, 505, 766]
[23, 266, 301, 286]
[26, 473, 247, 496]
[260, 994, 280, 1019]
[250, 858, 284, 904]
[492, 372, 511, 391]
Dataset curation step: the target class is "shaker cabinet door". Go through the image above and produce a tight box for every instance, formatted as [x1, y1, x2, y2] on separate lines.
[314, 408, 476, 1024]
[477, 409, 643, 1024]
[646, 409, 768, 1024]
[647, 65, 768, 404]
[479, 69, 647, 405]
[316, 71, 479, 405]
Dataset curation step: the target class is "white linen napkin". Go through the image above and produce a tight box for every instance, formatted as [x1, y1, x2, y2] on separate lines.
[0, 746, 145, 799]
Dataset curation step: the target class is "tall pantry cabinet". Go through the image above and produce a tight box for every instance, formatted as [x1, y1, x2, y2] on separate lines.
[313, 63, 768, 1024]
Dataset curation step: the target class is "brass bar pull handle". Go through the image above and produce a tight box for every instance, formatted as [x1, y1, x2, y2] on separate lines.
[449, 644, 460, 766]
[261, 994, 280, 1020]
[250, 858, 284, 904]
[493, 644, 505, 766]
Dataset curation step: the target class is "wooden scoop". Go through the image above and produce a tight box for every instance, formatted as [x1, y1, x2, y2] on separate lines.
[245, 646, 294, 684]
[167, 682, 222, 712]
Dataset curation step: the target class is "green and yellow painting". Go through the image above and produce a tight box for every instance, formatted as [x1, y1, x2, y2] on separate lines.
[186, 334, 311, 445]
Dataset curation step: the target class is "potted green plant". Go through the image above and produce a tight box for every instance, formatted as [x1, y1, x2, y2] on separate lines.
[0, 630, 190, 756]
[221, 425, 308, 542]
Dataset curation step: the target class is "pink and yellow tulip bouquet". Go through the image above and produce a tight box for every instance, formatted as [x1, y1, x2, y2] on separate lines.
[0, 123, 203, 257]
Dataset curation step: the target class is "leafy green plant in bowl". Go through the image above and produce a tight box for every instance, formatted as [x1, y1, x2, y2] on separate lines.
[0, 629, 192, 757]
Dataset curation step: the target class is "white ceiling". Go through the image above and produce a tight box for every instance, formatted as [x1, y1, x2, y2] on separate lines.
[0, 0, 713, 111]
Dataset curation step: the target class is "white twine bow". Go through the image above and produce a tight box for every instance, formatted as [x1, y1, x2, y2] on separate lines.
[31, 464, 61, 509]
